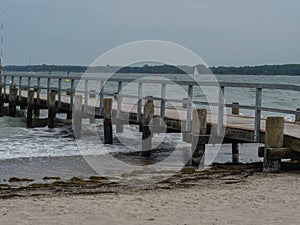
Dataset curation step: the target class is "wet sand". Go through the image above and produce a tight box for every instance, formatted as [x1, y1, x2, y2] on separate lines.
[0, 171, 300, 225]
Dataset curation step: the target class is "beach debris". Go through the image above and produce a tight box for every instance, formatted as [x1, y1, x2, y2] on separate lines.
[8, 177, 34, 182]
[42, 176, 61, 180]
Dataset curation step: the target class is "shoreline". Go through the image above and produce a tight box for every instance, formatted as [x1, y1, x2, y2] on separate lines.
[0, 171, 299, 225]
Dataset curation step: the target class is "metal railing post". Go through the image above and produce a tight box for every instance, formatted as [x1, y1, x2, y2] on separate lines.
[3, 75, 6, 98]
[117, 81, 122, 119]
[160, 83, 166, 126]
[70, 79, 74, 111]
[84, 79, 88, 114]
[18, 76, 22, 100]
[47, 78, 50, 106]
[58, 78, 62, 108]
[186, 85, 193, 131]
[37, 77, 41, 104]
[218, 86, 225, 136]
[254, 88, 262, 142]
[137, 82, 143, 123]
[99, 81, 104, 117]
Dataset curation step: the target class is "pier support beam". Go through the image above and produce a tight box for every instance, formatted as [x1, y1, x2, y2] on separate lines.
[263, 117, 284, 173]
[34, 105, 40, 118]
[142, 97, 154, 157]
[67, 112, 72, 120]
[191, 108, 207, 167]
[103, 98, 113, 144]
[48, 90, 57, 129]
[26, 90, 35, 128]
[73, 95, 83, 139]
[9, 84, 18, 117]
[232, 102, 240, 162]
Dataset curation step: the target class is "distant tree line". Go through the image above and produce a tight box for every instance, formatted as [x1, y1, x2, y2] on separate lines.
[210, 64, 300, 75]
[3, 64, 300, 75]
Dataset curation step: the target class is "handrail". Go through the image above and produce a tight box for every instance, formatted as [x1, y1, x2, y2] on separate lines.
[2, 73, 300, 91]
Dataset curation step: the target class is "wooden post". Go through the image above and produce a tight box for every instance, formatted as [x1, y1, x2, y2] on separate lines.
[34, 105, 40, 118]
[66, 112, 72, 120]
[73, 95, 83, 139]
[232, 102, 240, 115]
[296, 108, 300, 123]
[48, 90, 57, 129]
[263, 117, 284, 173]
[103, 98, 113, 144]
[26, 90, 35, 128]
[9, 84, 18, 117]
[142, 97, 154, 157]
[191, 108, 207, 167]
[232, 102, 240, 162]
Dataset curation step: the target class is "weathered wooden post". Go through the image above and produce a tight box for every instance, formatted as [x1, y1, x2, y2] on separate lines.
[142, 97, 154, 157]
[73, 95, 83, 139]
[9, 84, 18, 117]
[191, 108, 207, 166]
[66, 112, 72, 120]
[26, 90, 35, 128]
[263, 117, 284, 173]
[103, 98, 113, 144]
[296, 108, 300, 123]
[48, 90, 57, 129]
[232, 102, 240, 162]
[232, 102, 240, 115]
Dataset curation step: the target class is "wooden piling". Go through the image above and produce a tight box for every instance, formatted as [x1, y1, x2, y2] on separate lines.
[26, 90, 35, 128]
[191, 108, 207, 166]
[9, 84, 18, 117]
[73, 95, 83, 139]
[263, 117, 284, 173]
[232, 102, 240, 162]
[66, 112, 72, 120]
[296, 108, 300, 123]
[232, 102, 240, 115]
[142, 97, 154, 157]
[34, 105, 40, 118]
[104, 98, 113, 144]
[48, 90, 57, 129]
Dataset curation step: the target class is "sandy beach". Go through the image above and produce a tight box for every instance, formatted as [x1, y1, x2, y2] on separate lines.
[0, 172, 299, 225]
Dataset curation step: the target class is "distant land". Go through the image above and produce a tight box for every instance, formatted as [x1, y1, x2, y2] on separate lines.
[3, 64, 300, 75]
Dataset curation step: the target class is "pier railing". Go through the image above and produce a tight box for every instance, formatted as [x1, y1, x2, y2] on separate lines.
[1, 73, 300, 142]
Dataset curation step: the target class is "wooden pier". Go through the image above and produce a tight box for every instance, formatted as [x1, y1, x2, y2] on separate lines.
[1, 73, 300, 172]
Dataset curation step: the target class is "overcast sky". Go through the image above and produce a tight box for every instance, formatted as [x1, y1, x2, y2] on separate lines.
[1, 0, 300, 66]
